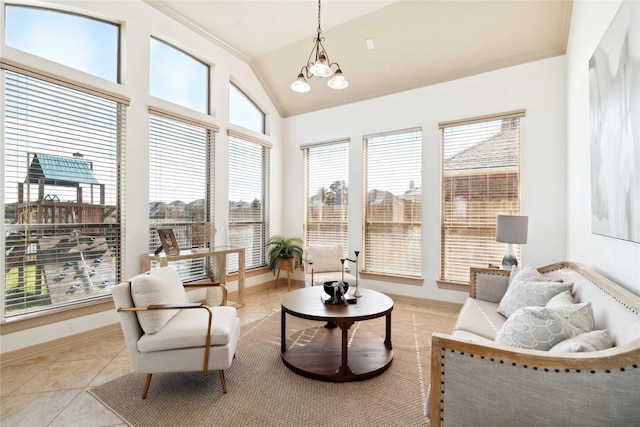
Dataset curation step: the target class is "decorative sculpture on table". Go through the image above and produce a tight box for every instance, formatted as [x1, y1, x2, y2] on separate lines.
[323, 258, 349, 304]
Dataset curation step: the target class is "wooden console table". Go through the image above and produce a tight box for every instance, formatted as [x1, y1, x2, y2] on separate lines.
[140, 247, 245, 307]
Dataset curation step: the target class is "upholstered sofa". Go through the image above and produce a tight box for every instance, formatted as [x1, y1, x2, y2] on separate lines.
[428, 262, 640, 426]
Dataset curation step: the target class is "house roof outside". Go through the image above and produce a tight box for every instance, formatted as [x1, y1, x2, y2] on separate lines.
[26, 153, 100, 186]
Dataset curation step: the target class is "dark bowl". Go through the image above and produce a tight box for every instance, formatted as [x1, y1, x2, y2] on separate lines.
[323, 281, 349, 300]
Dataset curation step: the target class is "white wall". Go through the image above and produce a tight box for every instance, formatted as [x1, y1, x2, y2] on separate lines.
[284, 56, 568, 304]
[566, 0, 640, 294]
[0, 0, 284, 353]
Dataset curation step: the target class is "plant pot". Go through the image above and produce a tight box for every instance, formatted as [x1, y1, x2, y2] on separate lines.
[276, 258, 296, 271]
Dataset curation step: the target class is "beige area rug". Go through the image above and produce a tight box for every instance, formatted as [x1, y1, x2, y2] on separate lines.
[89, 306, 457, 426]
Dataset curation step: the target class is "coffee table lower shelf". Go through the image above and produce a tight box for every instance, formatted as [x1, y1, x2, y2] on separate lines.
[281, 326, 393, 382]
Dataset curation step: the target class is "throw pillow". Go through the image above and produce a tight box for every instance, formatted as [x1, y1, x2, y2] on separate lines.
[131, 267, 187, 334]
[546, 290, 574, 307]
[549, 329, 614, 353]
[510, 264, 558, 284]
[497, 280, 574, 318]
[495, 302, 594, 351]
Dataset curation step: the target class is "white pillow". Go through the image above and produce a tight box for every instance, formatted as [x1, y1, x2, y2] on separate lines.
[497, 280, 574, 318]
[510, 264, 554, 282]
[546, 290, 574, 307]
[549, 330, 614, 353]
[495, 302, 594, 351]
[130, 267, 187, 334]
[306, 245, 344, 273]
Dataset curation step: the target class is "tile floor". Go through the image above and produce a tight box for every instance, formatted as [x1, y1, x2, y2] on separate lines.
[0, 283, 457, 426]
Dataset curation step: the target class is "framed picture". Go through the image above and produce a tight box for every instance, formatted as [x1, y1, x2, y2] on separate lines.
[158, 228, 180, 255]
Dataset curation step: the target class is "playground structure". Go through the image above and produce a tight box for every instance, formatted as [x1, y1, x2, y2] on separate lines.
[5, 153, 116, 312]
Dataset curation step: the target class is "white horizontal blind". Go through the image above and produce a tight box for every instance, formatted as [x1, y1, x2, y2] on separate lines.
[148, 112, 215, 281]
[228, 133, 270, 270]
[3, 69, 126, 318]
[440, 112, 524, 283]
[303, 140, 349, 254]
[363, 128, 422, 277]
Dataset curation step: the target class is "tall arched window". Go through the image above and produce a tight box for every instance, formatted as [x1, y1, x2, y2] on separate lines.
[5, 5, 119, 82]
[229, 82, 265, 134]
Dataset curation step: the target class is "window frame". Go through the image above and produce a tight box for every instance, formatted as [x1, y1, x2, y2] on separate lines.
[149, 37, 210, 114]
[362, 127, 423, 281]
[438, 110, 525, 287]
[227, 130, 271, 272]
[302, 139, 350, 254]
[2, 60, 129, 325]
[4, 4, 121, 83]
[147, 107, 218, 282]
[229, 82, 266, 134]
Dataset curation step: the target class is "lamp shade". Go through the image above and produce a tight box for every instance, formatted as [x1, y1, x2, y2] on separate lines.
[496, 215, 528, 244]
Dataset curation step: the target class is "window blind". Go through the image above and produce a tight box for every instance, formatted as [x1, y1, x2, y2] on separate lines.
[302, 140, 349, 253]
[440, 111, 524, 283]
[3, 69, 126, 318]
[363, 128, 422, 277]
[228, 132, 270, 270]
[148, 112, 215, 281]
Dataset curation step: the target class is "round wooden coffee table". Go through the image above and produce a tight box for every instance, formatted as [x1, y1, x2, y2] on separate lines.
[280, 286, 393, 381]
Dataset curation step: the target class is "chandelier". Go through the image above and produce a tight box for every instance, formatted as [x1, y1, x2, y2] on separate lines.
[290, 0, 348, 93]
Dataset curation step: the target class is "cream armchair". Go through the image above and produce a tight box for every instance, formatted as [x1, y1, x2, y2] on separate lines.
[112, 267, 240, 398]
[304, 244, 357, 288]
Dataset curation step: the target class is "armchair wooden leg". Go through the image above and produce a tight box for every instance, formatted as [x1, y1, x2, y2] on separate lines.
[143, 373, 153, 399]
[219, 370, 227, 393]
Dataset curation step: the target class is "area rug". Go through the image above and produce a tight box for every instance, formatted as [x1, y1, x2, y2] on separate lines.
[89, 306, 457, 426]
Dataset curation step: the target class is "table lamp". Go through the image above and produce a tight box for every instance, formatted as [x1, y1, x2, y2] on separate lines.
[496, 215, 528, 270]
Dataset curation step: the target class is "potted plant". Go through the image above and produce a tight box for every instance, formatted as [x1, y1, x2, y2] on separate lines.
[265, 235, 304, 274]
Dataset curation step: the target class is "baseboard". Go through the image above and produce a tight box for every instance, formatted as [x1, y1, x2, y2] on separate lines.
[382, 292, 462, 313]
[0, 323, 122, 367]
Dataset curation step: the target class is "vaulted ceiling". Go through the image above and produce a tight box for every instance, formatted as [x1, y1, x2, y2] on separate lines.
[147, 1, 573, 117]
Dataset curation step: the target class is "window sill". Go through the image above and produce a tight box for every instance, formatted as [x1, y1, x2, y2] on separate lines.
[359, 272, 423, 286]
[436, 279, 470, 292]
[0, 298, 114, 334]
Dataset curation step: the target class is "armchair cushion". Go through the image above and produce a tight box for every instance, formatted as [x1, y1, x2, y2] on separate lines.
[306, 245, 344, 273]
[137, 306, 238, 352]
[130, 267, 187, 334]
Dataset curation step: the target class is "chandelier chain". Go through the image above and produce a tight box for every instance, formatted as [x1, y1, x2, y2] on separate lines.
[317, 0, 322, 36]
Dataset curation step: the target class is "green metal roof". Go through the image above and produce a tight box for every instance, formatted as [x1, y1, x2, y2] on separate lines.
[26, 153, 100, 186]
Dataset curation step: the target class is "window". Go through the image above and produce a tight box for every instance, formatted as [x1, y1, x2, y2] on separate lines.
[3, 65, 128, 319]
[229, 83, 265, 134]
[440, 110, 524, 284]
[228, 131, 270, 270]
[5, 5, 119, 82]
[302, 140, 349, 252]
[148, 109, 217, 281]
[149, 38, 209, 113]
[363, 128, 422, 277]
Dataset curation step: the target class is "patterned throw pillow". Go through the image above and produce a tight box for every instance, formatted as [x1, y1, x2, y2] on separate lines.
[497, 280, 574, 318]
[549, 329, 614, 353]
[495, 302, 594, 351]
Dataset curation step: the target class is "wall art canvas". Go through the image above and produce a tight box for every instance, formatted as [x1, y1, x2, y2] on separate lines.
[589, 0, 640, 243]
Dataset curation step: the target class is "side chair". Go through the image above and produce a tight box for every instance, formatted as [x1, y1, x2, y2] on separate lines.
[304, 244, 357, 287]
[112, 266, 240, 398]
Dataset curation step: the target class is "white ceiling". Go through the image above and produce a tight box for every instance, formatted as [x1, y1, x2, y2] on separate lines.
[147, 1, 573, 117]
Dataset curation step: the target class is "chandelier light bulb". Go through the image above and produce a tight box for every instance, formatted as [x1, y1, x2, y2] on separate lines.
[290, 74, 311, 93]
[310, 54, 333, 77]
[328, 69, 348, 89]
